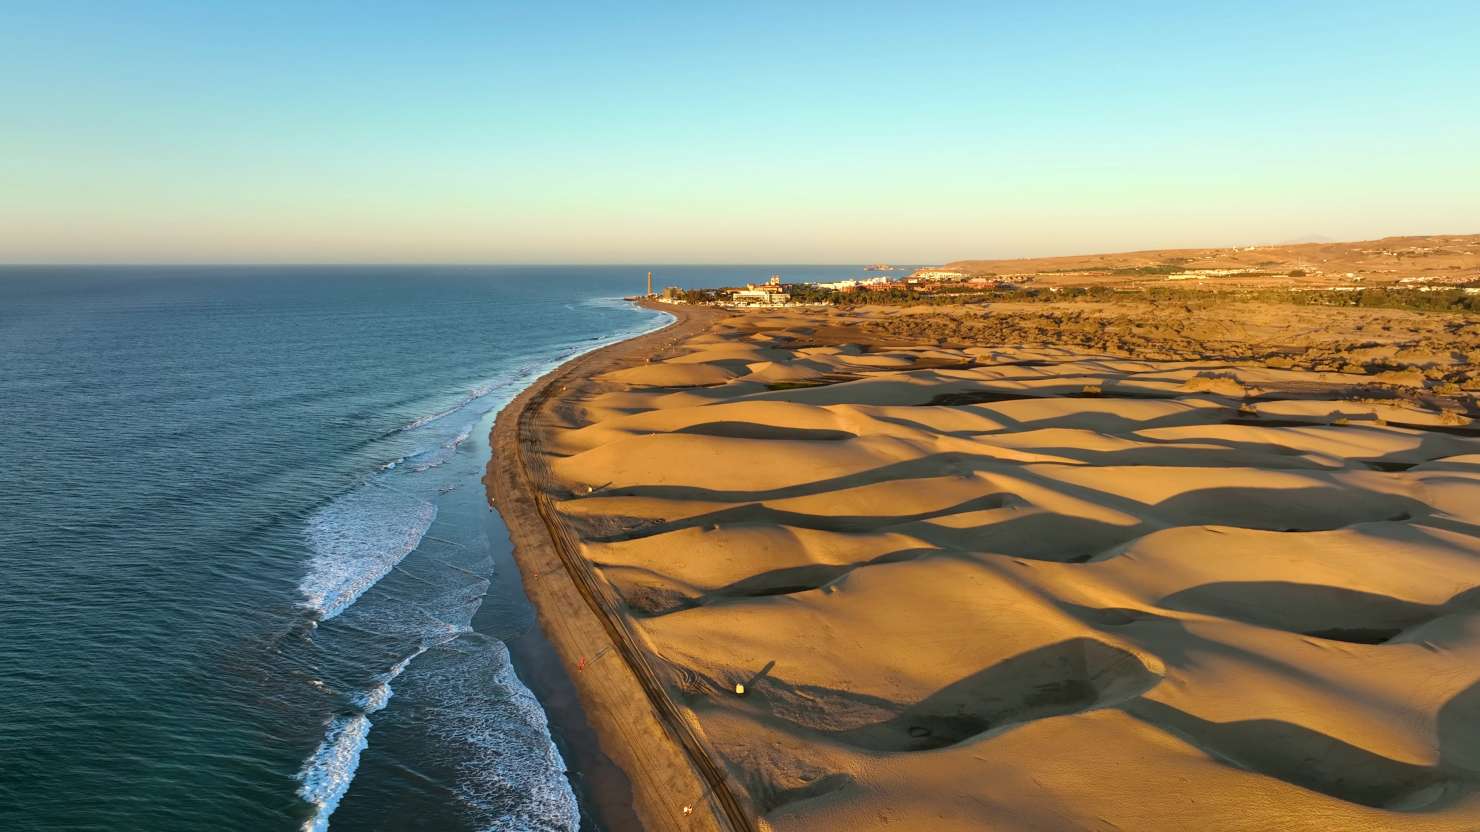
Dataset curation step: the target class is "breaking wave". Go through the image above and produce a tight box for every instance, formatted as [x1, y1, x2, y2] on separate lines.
[396, 382, 499, 433]
[299, 485, 437, 620]
[292, 297, 670, 830]
[297, 645, 429, 832]
[297, 712, 373, 832]
[412, 637, 579, 832]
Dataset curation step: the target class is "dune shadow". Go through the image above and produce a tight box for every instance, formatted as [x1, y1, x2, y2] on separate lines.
[596, 548, 955, 616]
[705, 547, 948, 603]
[1438, 679, 1480, 776]
[589, 492, 1012, 543]
[1125, 698, 1469, 810]
[1152, 485, 1421, 532]
[578, 451, 1004, 503]
[1387, 421, 1480, 438]
[736, 638, 1161, 754]
[928, 387, 1180, 406]
[1160, 583, 1480, 644]
[756, 772, 855, 815]
[578, 474, 1434, 576]
[1057, 601, 1175, 628]
[1023, 444, 1325, 469]
[671, 421, 856, 441]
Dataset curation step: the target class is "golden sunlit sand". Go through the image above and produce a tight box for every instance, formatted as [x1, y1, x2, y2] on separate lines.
[508, 302, 1480, 831]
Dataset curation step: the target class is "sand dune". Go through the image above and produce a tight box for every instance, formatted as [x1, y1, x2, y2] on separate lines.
[532, 306, 1480, 830]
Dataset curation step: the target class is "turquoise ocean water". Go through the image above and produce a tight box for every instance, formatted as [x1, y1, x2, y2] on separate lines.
[0, 265, 875, 831]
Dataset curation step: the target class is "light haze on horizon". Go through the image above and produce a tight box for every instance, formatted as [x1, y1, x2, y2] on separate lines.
[3, 1, 1478, 265]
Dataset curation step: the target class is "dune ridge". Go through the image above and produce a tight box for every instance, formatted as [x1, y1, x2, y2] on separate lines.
[523, 302, 1480, 830]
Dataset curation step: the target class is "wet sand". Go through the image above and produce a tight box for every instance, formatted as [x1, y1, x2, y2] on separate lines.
[492, 299, 1480, 831]
[486, 301, 750, 831]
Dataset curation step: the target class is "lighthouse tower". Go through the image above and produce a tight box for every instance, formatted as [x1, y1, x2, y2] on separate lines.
[646, 271, 653, 296]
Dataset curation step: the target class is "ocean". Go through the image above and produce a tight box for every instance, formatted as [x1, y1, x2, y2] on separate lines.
[0, 265, 877, 831]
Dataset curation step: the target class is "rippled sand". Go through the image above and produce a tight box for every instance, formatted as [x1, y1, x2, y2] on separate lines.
[538, 306, 1480, 831]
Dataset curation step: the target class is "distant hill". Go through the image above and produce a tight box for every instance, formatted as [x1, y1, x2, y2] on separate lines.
[943, 234, 1480, 289]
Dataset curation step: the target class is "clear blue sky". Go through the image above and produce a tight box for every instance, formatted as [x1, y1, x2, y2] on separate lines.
[2, 1, 1477, 263]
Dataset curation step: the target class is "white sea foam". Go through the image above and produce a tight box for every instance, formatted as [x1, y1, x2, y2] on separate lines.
[419, 638, 579, 832]
[397, 382, 500, 433]
[579, 295, 641, 310]
[447, 425, 473, 449]
[408, 453, 450, 474]
[297, 643, 434, 831]
[299, 485, 438, 620]
[297, 713, 371, 832]
[405, 424, 477, 473]
[351, 681, 392, 713]
[294, 301, 670, 829]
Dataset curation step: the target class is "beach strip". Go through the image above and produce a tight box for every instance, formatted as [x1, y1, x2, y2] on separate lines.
[485, 301, 748, 831]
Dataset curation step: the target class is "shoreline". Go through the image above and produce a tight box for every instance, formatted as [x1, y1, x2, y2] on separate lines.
[484, 299, 749, 831]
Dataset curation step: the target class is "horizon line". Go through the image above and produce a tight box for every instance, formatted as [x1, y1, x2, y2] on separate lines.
[0, 262, 930, 269]
[3, 231, 1475, 271]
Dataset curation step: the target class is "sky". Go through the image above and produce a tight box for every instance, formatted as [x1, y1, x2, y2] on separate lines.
[1, 1, 1477, 264]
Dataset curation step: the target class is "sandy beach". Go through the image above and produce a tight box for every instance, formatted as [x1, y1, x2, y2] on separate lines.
[490, 298, 1480, 831]
[485, 301, 750, 831]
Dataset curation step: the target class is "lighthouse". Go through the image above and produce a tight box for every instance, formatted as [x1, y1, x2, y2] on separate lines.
[646, 271, 653, 296]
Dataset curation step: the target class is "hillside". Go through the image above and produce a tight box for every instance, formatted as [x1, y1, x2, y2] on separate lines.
[945, 234, 1480, 289]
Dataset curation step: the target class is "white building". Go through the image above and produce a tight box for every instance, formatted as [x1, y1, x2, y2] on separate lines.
[812, 276, 890, 291]
[729, 290, 785, 305]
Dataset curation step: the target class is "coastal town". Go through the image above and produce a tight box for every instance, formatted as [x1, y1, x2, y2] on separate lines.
[648, 234, 1480, 309]
[654, 270, 975, 307]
